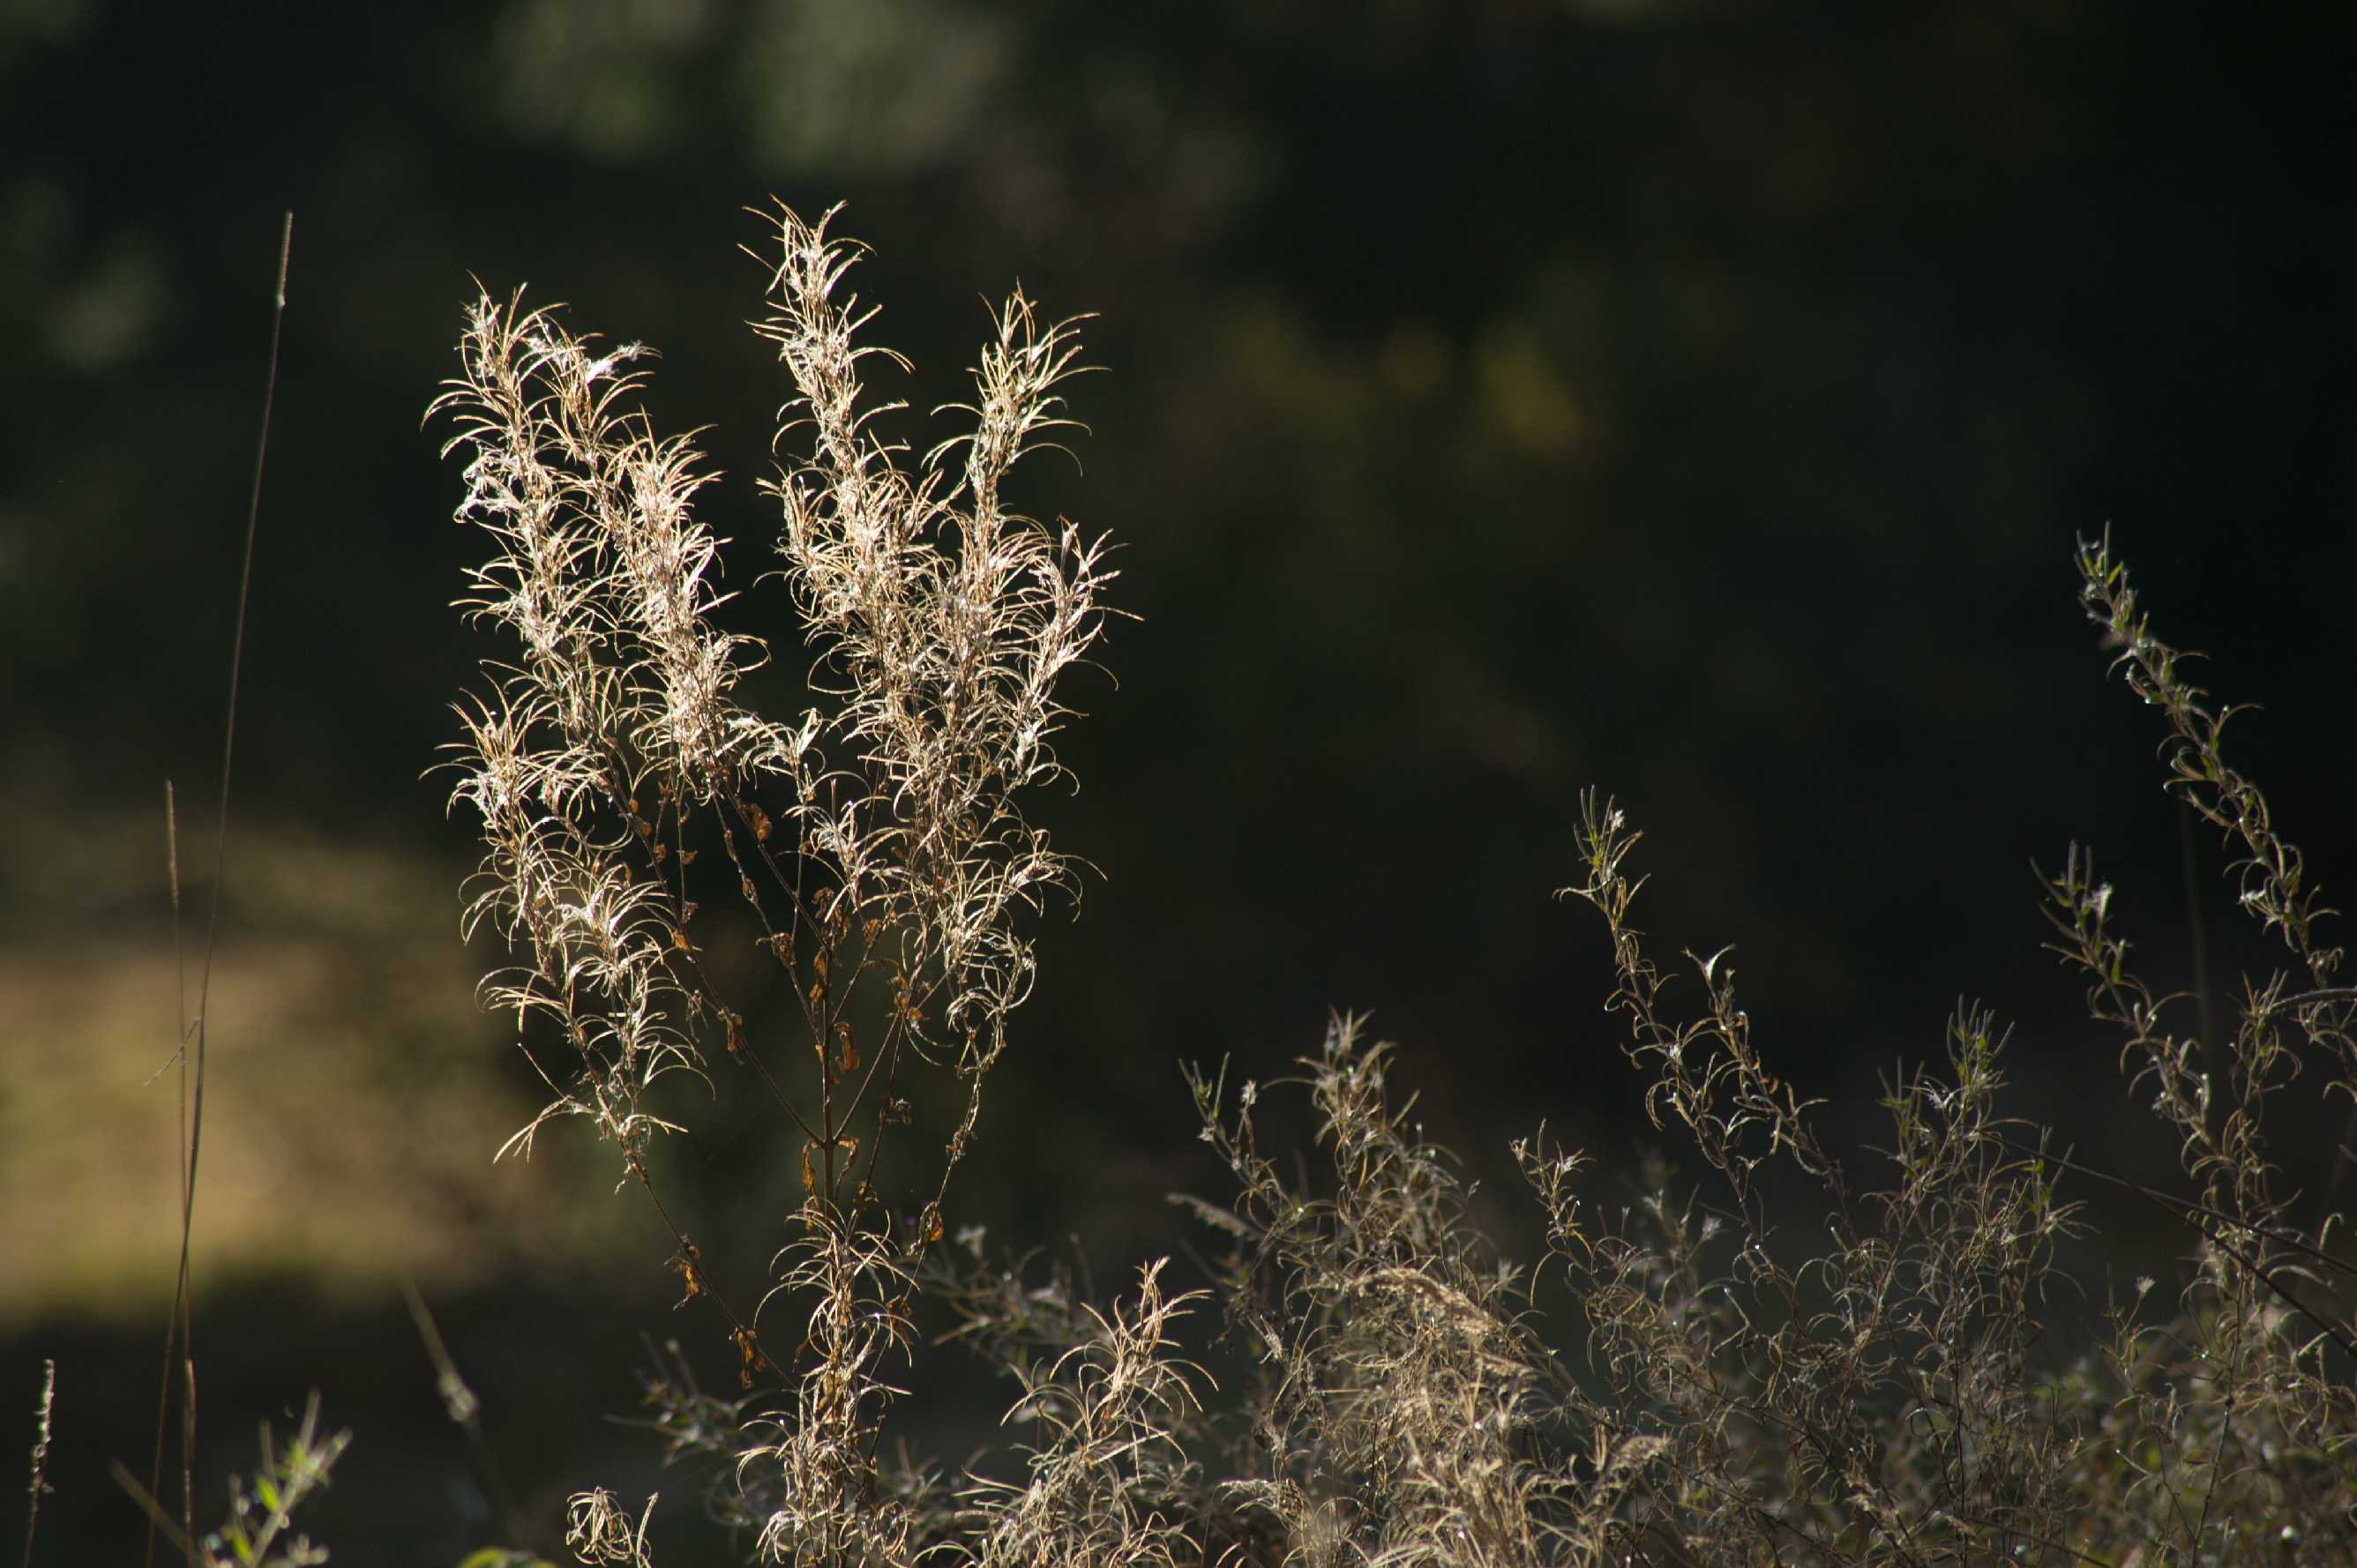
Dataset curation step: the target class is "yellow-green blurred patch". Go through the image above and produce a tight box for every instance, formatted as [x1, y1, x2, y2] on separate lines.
[0, 801, 625, 1329]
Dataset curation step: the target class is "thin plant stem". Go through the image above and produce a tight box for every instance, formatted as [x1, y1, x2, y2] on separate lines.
[143, 209, 291, 1568]
[20, 1361, 54, 1568]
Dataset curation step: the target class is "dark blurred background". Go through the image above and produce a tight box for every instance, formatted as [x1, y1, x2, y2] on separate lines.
[5, 1, 2353, 1562]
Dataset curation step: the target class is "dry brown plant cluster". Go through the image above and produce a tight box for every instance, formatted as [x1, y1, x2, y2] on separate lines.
[431, 202, 1118, 1565]
[409, 206, 2356, 1568]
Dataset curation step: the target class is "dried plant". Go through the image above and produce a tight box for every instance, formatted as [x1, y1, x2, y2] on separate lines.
[952, 1258, 1210, 1568]
[566, 1489, 658, 1568]
[434, 204, 2352, 1567]
[22, 1360, 55, 1568]
[2026, 533, 2357, 1564]
[1186, 1020, 1658, 1568]
[436, 201, 1114, 1564]
[1485, 533, 2355, 1566]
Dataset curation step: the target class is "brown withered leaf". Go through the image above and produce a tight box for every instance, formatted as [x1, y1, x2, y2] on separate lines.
[668, 1240, 705, 1309]
[733, 1326, 776, 1390]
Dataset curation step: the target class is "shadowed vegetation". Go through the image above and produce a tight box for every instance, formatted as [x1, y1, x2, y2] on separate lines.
[406, 212, 2356, 1566]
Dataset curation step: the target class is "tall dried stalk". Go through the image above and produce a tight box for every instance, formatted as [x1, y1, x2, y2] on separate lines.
[436, 202, 1115, 1564]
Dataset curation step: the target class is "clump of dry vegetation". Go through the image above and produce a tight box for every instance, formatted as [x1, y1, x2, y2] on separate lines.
[418, 203, 2355, 1567]
[433, 201, 1116, 1564]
